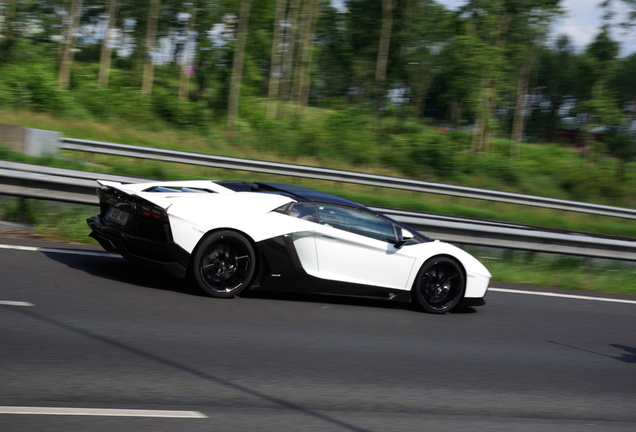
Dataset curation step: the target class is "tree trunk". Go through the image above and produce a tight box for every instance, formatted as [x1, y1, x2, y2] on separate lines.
[1, 0, 17, 51]
[510, 41, 540, 156]
[472, 117, 487, 153]
[142, 0, 160, 96]
[294, 0, 319, 112]
[227, 0, 252, 131]
[449, 100, 463, 129]
[267, 0, 288, 118]
[374, 0, 394, 109]
[98, 0, 119, 88]
[471, 78, 497, 154]
[510, 58, 533, 156]
[59, 0, 83, 89]
[412, 63, 433, 120]
[279, 0, 301, 104]
[178, 2, 196, 101]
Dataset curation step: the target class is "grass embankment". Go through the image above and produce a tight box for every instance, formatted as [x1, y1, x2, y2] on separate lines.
[1, 109, 635, 295]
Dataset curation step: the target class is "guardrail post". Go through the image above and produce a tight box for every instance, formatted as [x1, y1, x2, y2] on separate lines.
[18, 198, 28, 224]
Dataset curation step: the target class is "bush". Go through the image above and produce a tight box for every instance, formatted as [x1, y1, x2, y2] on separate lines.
[324, 109, 379, 165]
[405, 132, 458, 179]
[458, 151, 521, 185]
[151, 87, 213, 130]
[0, 63, 76, 114]
[72, 82, 151, 123]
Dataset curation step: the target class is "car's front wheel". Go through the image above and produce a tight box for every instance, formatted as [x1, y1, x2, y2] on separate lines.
[191, 230, 256, 298]
[412, 256, 465, 313]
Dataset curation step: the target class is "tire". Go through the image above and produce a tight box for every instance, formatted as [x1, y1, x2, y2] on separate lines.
[190, 230, 256, 298]
[412, 256, 465, 313]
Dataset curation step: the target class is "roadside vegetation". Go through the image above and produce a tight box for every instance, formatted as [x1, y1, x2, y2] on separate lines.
[0, 1, 635, 295]
[2, 108, 635, 296]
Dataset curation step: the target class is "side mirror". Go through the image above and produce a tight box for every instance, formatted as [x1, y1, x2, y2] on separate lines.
[394, 228, 414, 249]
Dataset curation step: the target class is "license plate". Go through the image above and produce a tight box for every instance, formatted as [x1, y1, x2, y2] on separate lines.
[106, 207, 130, 225]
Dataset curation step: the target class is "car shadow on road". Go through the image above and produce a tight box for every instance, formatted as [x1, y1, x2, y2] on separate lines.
[546, 340, 636, 364]
[242, 289, 479, 314]
[611, 344, 636, 363]
[44, 251, 479, 314]
[42, 251, 198, 295]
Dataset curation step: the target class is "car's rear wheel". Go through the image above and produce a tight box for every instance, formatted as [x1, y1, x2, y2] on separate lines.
[412, 256, 465, 313]
[191, 230, 256, 298]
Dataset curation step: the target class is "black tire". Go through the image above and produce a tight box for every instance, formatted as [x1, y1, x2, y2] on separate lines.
[190, 230, 256, 298]
[412, 256, 465, 313]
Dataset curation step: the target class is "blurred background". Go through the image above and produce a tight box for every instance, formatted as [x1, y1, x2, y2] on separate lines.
[0, 0, 635, 292]
[0, 0, 635, 215]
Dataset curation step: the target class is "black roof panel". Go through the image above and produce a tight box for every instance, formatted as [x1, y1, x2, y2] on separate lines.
[216, 181, 362, 207]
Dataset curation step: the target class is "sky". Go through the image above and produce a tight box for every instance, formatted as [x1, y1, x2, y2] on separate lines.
[438, 0, 636, 56]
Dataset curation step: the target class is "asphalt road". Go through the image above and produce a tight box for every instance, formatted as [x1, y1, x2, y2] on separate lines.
[1, 236, 635, 432]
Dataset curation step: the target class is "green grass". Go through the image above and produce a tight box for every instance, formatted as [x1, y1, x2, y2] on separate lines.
[1, 108, 635, 296]
[479, 251, 636, 296]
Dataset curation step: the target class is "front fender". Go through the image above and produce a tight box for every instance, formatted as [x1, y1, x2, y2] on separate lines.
[406, 240, 491, 298]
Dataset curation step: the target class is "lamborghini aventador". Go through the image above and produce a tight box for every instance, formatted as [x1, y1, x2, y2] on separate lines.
[87, 180, 491, 313]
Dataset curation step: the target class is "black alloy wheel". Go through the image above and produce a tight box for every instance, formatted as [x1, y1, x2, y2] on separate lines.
[191, 230, 256, 298]
[412, 256, 465, 313]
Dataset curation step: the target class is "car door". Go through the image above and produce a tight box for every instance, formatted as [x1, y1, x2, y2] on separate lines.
[309, 204, 417, 290]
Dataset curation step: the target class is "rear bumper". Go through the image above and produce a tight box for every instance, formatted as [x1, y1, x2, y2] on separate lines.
[87, 216, 190, 279]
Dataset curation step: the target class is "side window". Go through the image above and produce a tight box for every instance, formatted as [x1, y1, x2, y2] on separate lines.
[288, 203, 319, 223]
[316, 205, 397, 243]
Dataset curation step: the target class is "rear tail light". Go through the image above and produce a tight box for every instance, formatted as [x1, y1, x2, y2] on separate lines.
[139, 205, 169, 222]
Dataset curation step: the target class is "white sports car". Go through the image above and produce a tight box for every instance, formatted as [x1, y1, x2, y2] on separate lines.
[87, 180, 491, 313]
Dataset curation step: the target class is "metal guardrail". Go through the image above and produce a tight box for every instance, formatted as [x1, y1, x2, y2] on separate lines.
[381, 208, 636, 262]
[59, 137, 636, 220]
[0, 161, 148, 205]
[1, 161, 635, 261]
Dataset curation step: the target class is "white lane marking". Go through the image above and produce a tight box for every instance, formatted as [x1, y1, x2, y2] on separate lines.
[490, 287, 636, 305]
[0, 301, 35, 307]
[0, 243, 121, 258]
[0, 406, 207, 418]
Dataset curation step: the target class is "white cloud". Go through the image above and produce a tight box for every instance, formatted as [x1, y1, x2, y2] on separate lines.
[554, 0, 636, 55]
[436, 0, 636, 56]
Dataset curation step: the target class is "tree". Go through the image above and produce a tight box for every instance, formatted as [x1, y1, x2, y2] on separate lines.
[141, 0, 160, 96]
[98, 0, 119, 88]
[227, 0, 251, 130]
[178, 1, 196, 101]
[266, 0, 301, 117]
[279, 0, 300, 108]
[345, 0, 384, 106]
[508, 0, 562, 156]
[579, 26, 622, 140]
[532, 36, 580, 143]
[266, 0, 287, 117]
[394, 0, 452, 120]
[266, 0, 321, 117]
[0, 0, 18, 59]
[461, 0, 513, 153]
[453, 0, 561, 154]
[58, 0, 83, 89]
[293, 0, 320, 111]
[374, 0, 394, 110]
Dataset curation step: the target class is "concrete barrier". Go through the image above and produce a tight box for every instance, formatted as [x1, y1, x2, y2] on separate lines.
[0, 123, 60, 157]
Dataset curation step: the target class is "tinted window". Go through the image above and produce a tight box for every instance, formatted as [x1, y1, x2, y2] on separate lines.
[288, 203, 319, 223]
[316, 204, 397, 243]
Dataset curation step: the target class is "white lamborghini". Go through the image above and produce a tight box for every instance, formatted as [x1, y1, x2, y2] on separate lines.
[87, 180, 491, 313]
